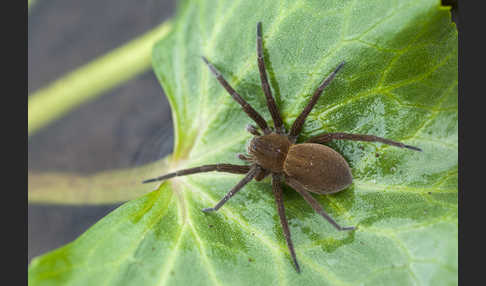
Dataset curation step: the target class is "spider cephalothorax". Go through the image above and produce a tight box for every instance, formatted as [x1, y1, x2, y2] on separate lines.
[247, 133, 291, 172]
[143, 22, 421, 273]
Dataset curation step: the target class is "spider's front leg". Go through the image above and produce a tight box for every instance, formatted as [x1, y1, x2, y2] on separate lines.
[257, 22, 285, 135]
[202, 56, 271, 134]
[288, 62, 345, 142]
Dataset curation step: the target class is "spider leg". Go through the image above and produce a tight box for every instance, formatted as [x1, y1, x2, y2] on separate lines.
[286, 177, 355, 231]
[142, 164, 251, 183]
[202, 56, 270, 134]
[202, 165, 261, 212]
[257, 22, 284, 134]
[273, 174, 301, 273]
[288, 62, 345, 142]
[305, 132, 422, 151]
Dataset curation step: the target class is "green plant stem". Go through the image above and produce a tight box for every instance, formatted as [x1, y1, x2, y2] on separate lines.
[28, 158, 170, 205]
[28, 20, 172, 136]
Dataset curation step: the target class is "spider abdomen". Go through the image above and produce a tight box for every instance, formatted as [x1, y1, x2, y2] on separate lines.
[283, 143, 353, 194]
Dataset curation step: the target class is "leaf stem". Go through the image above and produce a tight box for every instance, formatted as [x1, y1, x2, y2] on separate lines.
[28, 20, 172, 136]
[28, 157, 170, 205]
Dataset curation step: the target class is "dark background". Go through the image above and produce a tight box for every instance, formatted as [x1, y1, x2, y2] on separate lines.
[28, 0, 176, 262]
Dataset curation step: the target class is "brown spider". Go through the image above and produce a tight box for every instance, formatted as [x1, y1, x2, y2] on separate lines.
[143, 22, 421, 273]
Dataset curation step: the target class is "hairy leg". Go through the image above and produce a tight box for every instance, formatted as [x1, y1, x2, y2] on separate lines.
[305, 132, 422, 151]
[273, 174, 301, 273]
[142, 164, 251, 183]
[202, 56, 270, 133]
[257, 22, 284, 134]
[288, 62, 345, 142]
[202, 165, 261, 212]
[286, 177, 355, 231]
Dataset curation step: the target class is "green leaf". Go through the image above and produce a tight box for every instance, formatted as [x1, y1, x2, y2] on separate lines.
[28, 0, 457, 285]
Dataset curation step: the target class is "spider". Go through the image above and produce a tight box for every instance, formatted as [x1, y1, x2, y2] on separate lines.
[143, 22, 421, 273]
